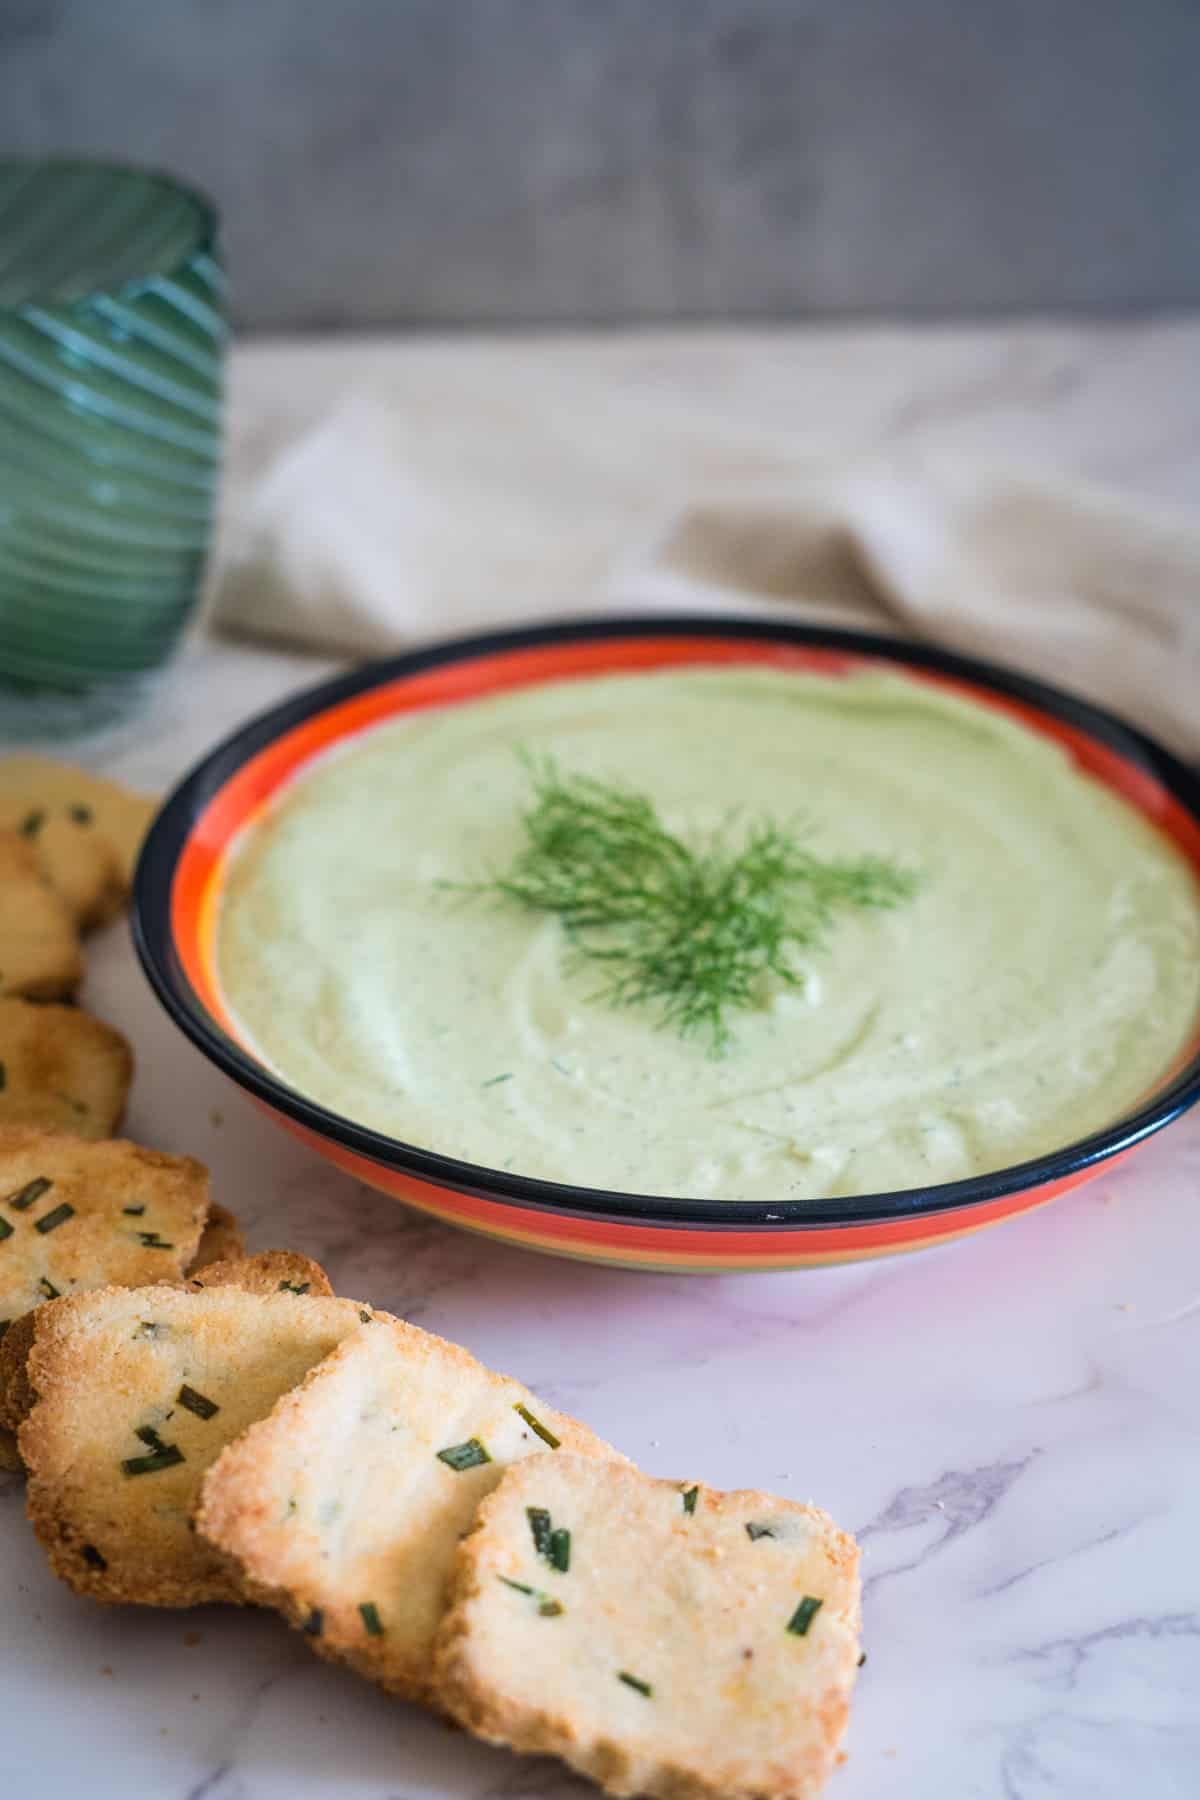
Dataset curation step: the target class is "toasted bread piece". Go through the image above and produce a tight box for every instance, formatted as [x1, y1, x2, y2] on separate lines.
[0, 999, 132, 1139]
[0, 832, 83, 1000]
[20, 812, 125, 932]
[185, 1249, 333, 1298]
[0, 1129, 208, 1429]
[0, 758, 156, 892]
[434, 1459, 861, 1800]
[195, 1319, 626, 1704]
[21, 1281, 366, 1606]
[188, 1202, 246, 1273]
[0, 1251, 334, 1448]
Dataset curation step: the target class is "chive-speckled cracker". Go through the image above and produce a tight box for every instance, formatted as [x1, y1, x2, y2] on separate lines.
[0, 1128, 208, 1428]
[195, 1319, 626, 1705]
[20, 1281, 368, 1606]
[434, 1460, 862, 1800]
[185, 1248, 333, 1298]
[0, 757, 157, 894]
[0, 832, 83, 1001]
[187, 1203, 246, 1273]
[19, 811, 125, 933]
[0, 999, 132, 1139]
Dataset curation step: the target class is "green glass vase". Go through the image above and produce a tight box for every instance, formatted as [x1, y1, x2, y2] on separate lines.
[0, 158, 225, 738]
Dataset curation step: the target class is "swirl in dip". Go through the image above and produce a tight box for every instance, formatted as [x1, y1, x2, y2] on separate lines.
[216, 668, 1200, 1201]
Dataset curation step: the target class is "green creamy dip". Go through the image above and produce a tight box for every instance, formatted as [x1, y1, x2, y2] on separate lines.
[217, 668, 1200, 1201]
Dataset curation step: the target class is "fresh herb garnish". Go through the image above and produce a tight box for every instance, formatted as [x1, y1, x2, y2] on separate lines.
[9, 1177, 51, 1211]
[618, 1671, 653, 1697]
[133, 1320, 164, 1340]
[359, 1310, 374, 1324]
[19, 809, 44, 836]
[136, 1231, 174, 1249]
[37, 1277, 59, 1300]
[302, 1608, 323, 1636]
[122, 1206, 145, 1216]
[746, 1522, 776, 1541]
[681, 1485, 699, 1515]
[177, 1384, 219, 1420]
[454, 757, 918, 1051]
[498, 1575, 563, 1617]
[0, 1219, 12, 1243]
[278, 1280, 310, 1295]
[481, 1072, 513, 1087]
[437, 1437, 491, 1471]
[35, 1203, 74, 1235]
[121, 1436, 185, 1477]
[527, 1507, 552, 1557]
[514, 1403, 561, 1448]
[69, 804, 93, 825]
[81, 1544, 107, 1570]
[786, 1595, 824, 1637]
[547, 1528, 570, 1573]
[359, 1601, 384, 1636]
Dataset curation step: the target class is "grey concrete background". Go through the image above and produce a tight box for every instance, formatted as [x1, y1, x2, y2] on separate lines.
[1, 0, 1196, 330]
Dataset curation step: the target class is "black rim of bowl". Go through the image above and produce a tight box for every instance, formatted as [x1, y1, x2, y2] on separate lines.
[132, 614, 1200, 1233]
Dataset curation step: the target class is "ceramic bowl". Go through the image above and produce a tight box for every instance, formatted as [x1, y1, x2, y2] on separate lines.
[132, 617, 1200, 1272]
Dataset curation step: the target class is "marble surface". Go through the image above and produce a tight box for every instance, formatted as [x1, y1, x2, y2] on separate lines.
[3, 321, 1200, 1798]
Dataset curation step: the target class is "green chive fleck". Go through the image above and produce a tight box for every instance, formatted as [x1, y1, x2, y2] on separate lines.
[514, 1403, 560, 1449]
[786, 1595, 824, 1637]
[122, 1206, 146, 1216]
[0, 1218, 12, 1243]
[437, 1437, 491, 1471]
[498, 1576, 563, 1617]
[133, 1320, 164, 1340]
[81, 1544, 107, 1570]
[527, 1507, 552, 1556]
[136, 1231, 174, 1249]
[19, 810, 44, 837]
[9, 1177, 52, 1211]
[177, 1384, 219, 1421]
[482, 1072, 513, 1087]
[547, 1527, 570, 1573]
[358, 1310, 374, 1324]
[746, 1522, 776, 1542]
[618, 1671, 653, 1697]
[499, 1575, 535, 1596]
[681, 1485, 699, 1515]
[69, 804, 93, 826]
[35, 1203, 74, 1235]
[359, 1602, 384, 1636]
[37, 1277, 59, 1301]
[135, 1425, 167, 1448]
[278, 1280, 310, 1295]
[121, 1443, 185, 1477]
[302, 1608, 323, 1636]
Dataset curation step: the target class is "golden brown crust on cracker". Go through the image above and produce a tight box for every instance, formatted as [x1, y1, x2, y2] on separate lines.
[0, 1000, 132, 1139]
[0, 758, 156, 891]
[20, 1282, 365, 1606]
[184, 1250, 333, 1297]
[24, 815, 125, 932]
[0, 831, 83, 1000]
[187, 1203, 246, 1273]
[0, 1128, 209, 1429]
[433, 1460, 861, 1800]
[195, 1319, 625, 1705]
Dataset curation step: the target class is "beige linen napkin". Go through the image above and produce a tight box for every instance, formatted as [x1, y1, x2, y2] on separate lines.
[214, 396, 1200, 759]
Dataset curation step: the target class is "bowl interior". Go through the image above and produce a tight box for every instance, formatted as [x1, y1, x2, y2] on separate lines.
[133, 617, 1200, 1229]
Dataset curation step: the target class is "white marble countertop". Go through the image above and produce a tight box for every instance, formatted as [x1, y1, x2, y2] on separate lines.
[2, 320, 1200, 1799]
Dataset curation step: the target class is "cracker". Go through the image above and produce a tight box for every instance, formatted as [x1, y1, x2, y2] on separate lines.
[0, 831, 83, 1000]
[0, 757, 157, 892]
[0, 999, 132, 1139]
[185, 1248, 333, 1298]
[0, 1128, 208, 1429]
[20, 1282, 367, 1606]
[22, 812, 125, 932]
[433, 1460, 862, 1800]
[188, 1202, 246, 1273]
[195, 1319, 626, 1704]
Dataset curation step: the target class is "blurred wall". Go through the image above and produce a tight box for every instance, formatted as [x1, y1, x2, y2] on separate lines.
[1, 0, 1196, 331]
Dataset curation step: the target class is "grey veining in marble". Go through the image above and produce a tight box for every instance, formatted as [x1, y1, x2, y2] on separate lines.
[1, 0, 1198, 328]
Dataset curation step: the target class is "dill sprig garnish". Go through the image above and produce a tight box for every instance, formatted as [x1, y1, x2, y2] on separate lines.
[456, 756, 918, 1052]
